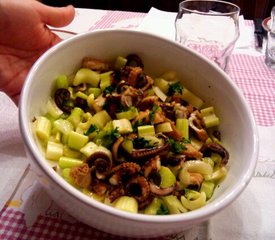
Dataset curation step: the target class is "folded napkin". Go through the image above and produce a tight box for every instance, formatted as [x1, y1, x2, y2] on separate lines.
[0, 92, 29, 210]
[138, 7, 251, 50]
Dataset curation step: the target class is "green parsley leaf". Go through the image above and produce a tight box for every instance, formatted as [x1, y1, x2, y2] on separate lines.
[84, 124, 98, 136]
[133, 137, 156, 149]
[168, 138, 187, 154]
[156, 204, 169, 215]
[168, 81, 183, 96]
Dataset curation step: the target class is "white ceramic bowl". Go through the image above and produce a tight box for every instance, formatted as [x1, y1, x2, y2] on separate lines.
[19, 29, 258, 238]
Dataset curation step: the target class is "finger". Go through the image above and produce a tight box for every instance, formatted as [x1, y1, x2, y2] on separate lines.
[37, 4, 75, 28]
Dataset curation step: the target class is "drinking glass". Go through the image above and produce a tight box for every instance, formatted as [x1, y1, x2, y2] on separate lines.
[175, 0, 240, 71]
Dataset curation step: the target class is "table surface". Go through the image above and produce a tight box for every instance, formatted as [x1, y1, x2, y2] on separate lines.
[0, 8, 274, 240]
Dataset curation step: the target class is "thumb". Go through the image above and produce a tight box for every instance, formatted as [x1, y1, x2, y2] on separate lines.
[37, 4, 75, 28]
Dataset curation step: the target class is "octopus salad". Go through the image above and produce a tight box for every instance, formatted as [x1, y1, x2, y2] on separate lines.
[34, 54, 229, 215]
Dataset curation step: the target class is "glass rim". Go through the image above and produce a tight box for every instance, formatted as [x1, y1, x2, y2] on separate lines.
[179, 0, 240, 16]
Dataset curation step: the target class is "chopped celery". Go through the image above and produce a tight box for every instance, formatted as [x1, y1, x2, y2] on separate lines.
[67, 107, 84, 128]
[200, 181, 215, 199]
[114, 56, 127, 70]
[159, 166, 176, 188]
[155, 122, 173, 133]
[63, 145, 82, 158]
[59, 156, 83, 169]
[138, 125, 155, 137]
[75, 91, 88, 100]
[154, 78, 169, 94]
[112, 119, 133, 134]
[46, 141, 63, 161]
[56, 74, 69, 89]
[181, 88, 204, 109]
[100, 71, 112, 91]
[46, 98, 63, 119]
[88, 88, 101, 98]
[35, 116, 52, 142]
[162, 195, 187, 214]
[90, 110, 112, 129]
[53, 119, 73, 135]
[201, 106, 220, 128]
[73, 68, 100, 87]
[176, 118, 189, 139]
[67, 131, 89, 150]
[116, 107, 138, 120]
[61, 168, 75, 185]
[114, 196, 138, 213]
[152, 86, 167, 102]
[121, 138, 133, 154]
[144, 197, 163, 215]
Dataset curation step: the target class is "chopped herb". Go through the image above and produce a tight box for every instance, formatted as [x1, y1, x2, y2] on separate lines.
[156, 204, 169, 215]
[104, 85, 114, 94]
[85, 124, 98, 136]
[96, 127, 121, 148]
[168, 138, 186, 154]
[133, 137, 156, 149]
[168, 81, 183, 96]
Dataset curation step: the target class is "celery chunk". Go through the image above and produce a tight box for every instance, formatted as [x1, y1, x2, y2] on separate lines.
[90, 110, 112, 129]
[144, 197, 163, 215]
[176, 118, 189, 139]
[68, 131, 89, 150]
[46, 141, 63, 161]
[35, 116, 51, 142]
[200, 181, 215, 199]
[56, 74, 69, 89]
[100, 71, 113, 91]
[154, 78, 169, 94]
[114, 196, 138, 213]
[155, 122, 173, 133]
[114, 56, 127, 70]
[112, 119, 133, 134]
[138, 125, 155, 137]
[59, 157, 83, 169]
[201, 106, 220, 128]
[159, 166, 176, 188]
[181, 88, 204, 109]
[46, 98, 63, 119]
[73, 68, 100, 87]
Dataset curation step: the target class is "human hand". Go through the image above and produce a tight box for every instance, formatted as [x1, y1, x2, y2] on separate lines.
[0, 0, 75, 103]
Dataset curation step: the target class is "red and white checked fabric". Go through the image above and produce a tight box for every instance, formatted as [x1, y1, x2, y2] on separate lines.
[228, 54, 275, 126]
[0, 206, 167, 240]
[89, 11, 146, 30]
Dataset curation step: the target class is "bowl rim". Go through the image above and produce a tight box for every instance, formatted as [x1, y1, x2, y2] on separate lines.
[19, 28, 259, 223]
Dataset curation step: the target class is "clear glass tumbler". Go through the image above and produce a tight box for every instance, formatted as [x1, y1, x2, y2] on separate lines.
[175, 0, 240, 71]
